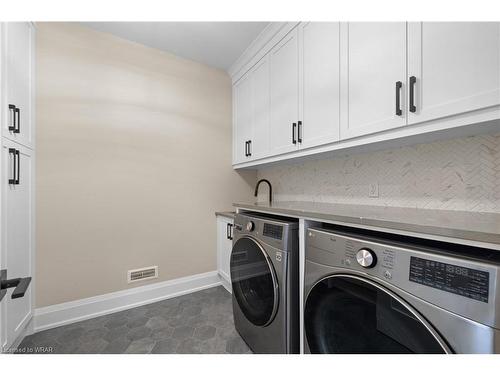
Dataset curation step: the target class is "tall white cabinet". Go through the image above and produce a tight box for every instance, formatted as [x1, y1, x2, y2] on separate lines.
[0, 22, 35, 351]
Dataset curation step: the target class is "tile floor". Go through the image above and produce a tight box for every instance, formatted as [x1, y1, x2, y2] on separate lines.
[17, 286, 251, 354]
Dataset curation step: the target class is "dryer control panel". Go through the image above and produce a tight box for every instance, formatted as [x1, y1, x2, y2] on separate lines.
[409, 256, 489, 303]
[233, 212, 298, 252]
[306, 227, 500, 329]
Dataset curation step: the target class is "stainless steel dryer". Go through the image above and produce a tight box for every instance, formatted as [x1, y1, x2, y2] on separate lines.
[304, 226, 500, 354]
[230, 212, 299, 354]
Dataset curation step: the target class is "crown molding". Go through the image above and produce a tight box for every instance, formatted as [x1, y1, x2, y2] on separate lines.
[228, 22, 300, 83]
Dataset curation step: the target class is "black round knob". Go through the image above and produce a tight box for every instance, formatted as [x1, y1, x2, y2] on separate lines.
[356, 248, 377, 268]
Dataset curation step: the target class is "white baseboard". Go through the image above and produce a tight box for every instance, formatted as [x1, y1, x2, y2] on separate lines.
[34, 271, 221, 333]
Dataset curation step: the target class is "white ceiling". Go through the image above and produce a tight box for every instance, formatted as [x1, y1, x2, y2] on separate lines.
[81, 22, 269, 71]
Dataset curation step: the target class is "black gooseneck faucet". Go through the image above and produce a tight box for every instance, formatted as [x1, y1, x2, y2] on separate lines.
[254, 179, 272, 204]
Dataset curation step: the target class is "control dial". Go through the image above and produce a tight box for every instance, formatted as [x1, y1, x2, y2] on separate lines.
[246, 221, 255, 232]
[356, 248, 377, 268]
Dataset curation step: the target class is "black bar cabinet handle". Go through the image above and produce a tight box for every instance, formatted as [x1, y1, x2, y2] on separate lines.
[8, 148, 16, 185]
[248, 140, 251, 157]
[8, 105, 16, 132]
[409, 76, 417, 113]
[244, 141, 248, 157]
[15, 150, 20, 185]
[395, 81, 402, 116]
[226, 223, 230, 239]
[14, 107, 20, 134]
[297, 121, 302, 143]
[227, 223, 233, 240]
[292, 123, 297, 144]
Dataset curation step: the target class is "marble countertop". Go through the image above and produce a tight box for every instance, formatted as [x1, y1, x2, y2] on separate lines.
[234, 201, 500, 249]
[215, 211, 236, 220]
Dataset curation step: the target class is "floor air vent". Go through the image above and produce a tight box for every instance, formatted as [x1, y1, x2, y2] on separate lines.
[127, 266, 158, 283]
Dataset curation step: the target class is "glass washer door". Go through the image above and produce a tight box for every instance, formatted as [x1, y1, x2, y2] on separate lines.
[230, 237, 279, 326]
[304, 274, 450, 354]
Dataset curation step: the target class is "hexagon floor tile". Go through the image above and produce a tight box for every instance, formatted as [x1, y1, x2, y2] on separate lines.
[16, 286, 252, 354]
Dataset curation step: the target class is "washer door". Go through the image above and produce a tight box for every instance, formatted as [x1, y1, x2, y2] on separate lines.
[304, 275, 449, 353]
[230, 237, 279, 326]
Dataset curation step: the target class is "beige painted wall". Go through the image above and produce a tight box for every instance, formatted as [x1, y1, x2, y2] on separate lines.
[36, 23, 256, 307]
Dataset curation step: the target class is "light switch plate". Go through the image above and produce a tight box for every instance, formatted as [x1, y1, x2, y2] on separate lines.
[369, 182, 379, 198]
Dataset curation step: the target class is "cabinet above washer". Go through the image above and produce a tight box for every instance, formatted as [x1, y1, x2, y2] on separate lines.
[230, 22, 500, 169]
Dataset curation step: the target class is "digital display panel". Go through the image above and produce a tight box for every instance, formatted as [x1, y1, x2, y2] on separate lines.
[263, 223, 283, 240]
[409, 256, 489, 303]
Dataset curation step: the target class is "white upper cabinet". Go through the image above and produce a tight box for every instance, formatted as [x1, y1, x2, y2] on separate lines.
[250, 56, 270, 159]
[231, 22, 500, 168]
[298, 22, 340, 149]
[233, 73, 253, 164]
[2, 23, 34, 148]
[232, 56, 270, 164]
[340, 22, 407, 140]
[269, 28, 299, 155]
[407, 22, 500, 125]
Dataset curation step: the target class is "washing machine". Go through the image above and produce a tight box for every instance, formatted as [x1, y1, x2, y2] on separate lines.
[230, 212, 299, 354]
[304, 226, 500, 354]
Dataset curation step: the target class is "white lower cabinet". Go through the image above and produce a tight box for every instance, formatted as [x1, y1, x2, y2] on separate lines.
[216, 215, 233, 293]
[1, 140, 34, 349]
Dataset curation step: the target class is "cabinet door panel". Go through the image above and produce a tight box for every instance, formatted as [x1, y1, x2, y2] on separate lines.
[300, 22, 340, 149]
[2, 142, 33, 348]
[3, 22, 33, 147]
[216, 219, 225, 279]
[216, 217, 232, 286]
[341, 22, 407, 139]
[408, 22, 500, 124]
[269, 28, 299, 155]
[233, 73, 252, 164]
[251, 56, 270, 159]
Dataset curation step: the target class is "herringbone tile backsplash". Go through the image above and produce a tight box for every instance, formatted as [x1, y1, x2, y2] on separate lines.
[257, 132, 500, 213]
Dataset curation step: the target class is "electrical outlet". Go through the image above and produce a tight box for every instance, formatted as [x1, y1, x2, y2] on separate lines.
[369, 182, 379, 198]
